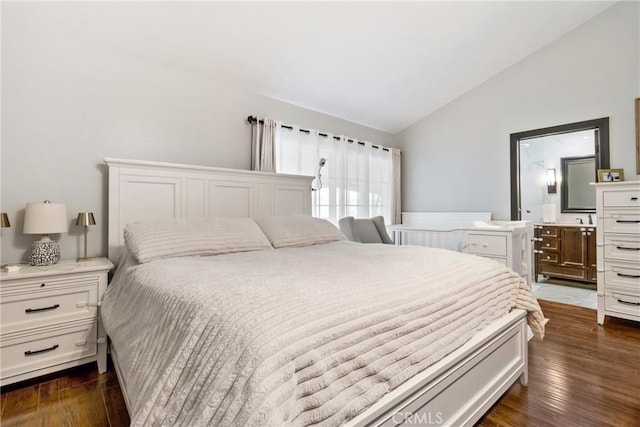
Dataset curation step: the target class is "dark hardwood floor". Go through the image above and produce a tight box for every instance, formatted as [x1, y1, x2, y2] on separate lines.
[0, 359, 129, 427]
[479, 300, 640, 427]
[2, 300, 638, 427]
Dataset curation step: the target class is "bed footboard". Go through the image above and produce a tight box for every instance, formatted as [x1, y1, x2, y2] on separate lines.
[348, 309, 528, 427]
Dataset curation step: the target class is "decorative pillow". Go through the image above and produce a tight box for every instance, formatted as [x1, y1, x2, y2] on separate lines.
[124, 217, 272, 263]
[255, 215, 346, 248]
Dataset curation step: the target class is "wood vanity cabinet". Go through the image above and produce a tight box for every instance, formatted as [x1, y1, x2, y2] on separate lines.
[534, 224, 596, 283]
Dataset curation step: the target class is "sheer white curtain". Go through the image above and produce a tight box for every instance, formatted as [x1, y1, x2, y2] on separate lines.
[275, 126, 399, 225]
[391, 148, 402, 224]
[250, 117, 277, 172]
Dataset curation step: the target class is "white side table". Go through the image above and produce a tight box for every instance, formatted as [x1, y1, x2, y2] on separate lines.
[0, 258, 113, 386]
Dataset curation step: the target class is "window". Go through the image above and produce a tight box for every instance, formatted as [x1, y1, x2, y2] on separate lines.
[275, 125, 396, 224]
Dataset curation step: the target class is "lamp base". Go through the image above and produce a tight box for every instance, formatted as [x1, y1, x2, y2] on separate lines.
[77, 257, 94, 262]
[29, 237, 61, 266]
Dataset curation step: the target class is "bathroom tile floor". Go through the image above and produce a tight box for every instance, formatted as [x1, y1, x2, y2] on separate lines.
[532, 277, 597, 309]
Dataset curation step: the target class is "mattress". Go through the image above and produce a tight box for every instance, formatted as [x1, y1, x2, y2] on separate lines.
[101, 241, 545, 426]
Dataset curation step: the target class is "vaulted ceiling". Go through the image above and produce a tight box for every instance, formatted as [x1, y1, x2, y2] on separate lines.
[7, 1, 616, 133]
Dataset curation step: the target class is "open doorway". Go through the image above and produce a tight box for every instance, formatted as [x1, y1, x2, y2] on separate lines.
[510, 118, 610, 307]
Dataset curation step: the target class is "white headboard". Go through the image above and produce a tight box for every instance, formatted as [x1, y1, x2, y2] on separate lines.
[105, 158, 313, 261]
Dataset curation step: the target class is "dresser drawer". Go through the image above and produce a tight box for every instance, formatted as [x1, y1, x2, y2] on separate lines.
[605, 291, 640, 318]
[0, 321, 97, 380]
[605, 263, 640, 292]
[466, 234, 507, 257]
[1, 285, 97, 334]
[604, 234, 640, 262]
[603, 190, 640, 207]
[603, 213, 640, 234]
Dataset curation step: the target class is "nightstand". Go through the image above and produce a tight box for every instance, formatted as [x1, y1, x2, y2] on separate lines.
[0, 257, 113, 386]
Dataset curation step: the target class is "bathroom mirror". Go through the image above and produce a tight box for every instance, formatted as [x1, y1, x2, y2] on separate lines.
[561, 155, 596, 213]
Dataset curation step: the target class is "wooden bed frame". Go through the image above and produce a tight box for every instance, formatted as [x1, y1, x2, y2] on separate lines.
[104, 158, 528, 426]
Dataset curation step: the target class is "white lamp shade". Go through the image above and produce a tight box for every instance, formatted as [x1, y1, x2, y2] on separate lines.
[23, 202, 69, 234]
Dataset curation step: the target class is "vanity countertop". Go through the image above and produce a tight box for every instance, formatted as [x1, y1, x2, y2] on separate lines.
[535, 223, 596, 227]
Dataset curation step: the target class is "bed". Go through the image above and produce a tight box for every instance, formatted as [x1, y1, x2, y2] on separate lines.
[100, 158, 545, 426]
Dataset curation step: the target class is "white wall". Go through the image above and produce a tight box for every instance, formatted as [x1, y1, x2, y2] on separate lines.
[0, 14, 394, 263]
[397, 2, 639, 220]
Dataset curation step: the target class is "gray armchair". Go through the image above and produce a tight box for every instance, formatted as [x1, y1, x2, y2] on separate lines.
[338, 216, 394, 244]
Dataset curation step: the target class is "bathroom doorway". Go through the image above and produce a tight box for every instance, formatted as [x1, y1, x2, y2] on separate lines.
[510, 118, 610, 306]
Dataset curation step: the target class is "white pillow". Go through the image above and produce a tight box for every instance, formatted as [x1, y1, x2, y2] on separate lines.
[124, 217, 272, 263]
[255, 215, 346, 248]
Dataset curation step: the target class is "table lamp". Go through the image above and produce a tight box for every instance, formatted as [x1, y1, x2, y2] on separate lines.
[1, 213, 10, 228]
[75, 212, 96, 261]
[1, 213, 10, 269]
[23, 201, 68, 266]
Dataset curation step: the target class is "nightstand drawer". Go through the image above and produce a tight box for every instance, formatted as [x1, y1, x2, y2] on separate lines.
[466, 234, 507, 257]
[1, 285, 97, 334]
[0, 273, 100, 296]
[0, 321, 97, 380]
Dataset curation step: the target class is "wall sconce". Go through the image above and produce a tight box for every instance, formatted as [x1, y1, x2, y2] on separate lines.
[547, 169, 557, 194]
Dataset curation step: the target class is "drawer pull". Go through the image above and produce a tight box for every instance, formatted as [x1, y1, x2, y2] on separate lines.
[616, 220, 640, 223]
[25, 304, 60, 313]
[24, 344, 59, 356]
[617, 272, 640, 279]
[616, 299, 640, 306]
[616, 246, 640, 251]
[631, 197, 638, 201]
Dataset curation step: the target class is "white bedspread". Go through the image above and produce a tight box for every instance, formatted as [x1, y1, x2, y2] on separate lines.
[101, 241, 545, 426]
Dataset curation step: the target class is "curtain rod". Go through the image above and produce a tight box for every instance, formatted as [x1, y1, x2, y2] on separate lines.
[247, 116, 389, 151]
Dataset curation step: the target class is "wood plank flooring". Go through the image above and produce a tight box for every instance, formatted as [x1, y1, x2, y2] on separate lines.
[1, 300, 638, 426]
[0, 360, 129, 427]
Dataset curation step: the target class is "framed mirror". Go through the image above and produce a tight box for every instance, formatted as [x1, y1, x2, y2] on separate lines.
[510, 117, 609, 220]
[561, 155, 596, 213]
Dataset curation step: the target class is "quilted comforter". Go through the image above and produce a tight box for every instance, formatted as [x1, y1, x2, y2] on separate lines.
[101, 241, 544, 426]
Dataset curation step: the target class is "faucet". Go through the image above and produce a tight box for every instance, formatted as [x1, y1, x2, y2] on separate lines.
[588, 214, 594, 225]
[576, 218, 583, 225]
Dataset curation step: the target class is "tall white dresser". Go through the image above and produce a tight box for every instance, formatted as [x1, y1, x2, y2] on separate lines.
[595, 181, 640, 325]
